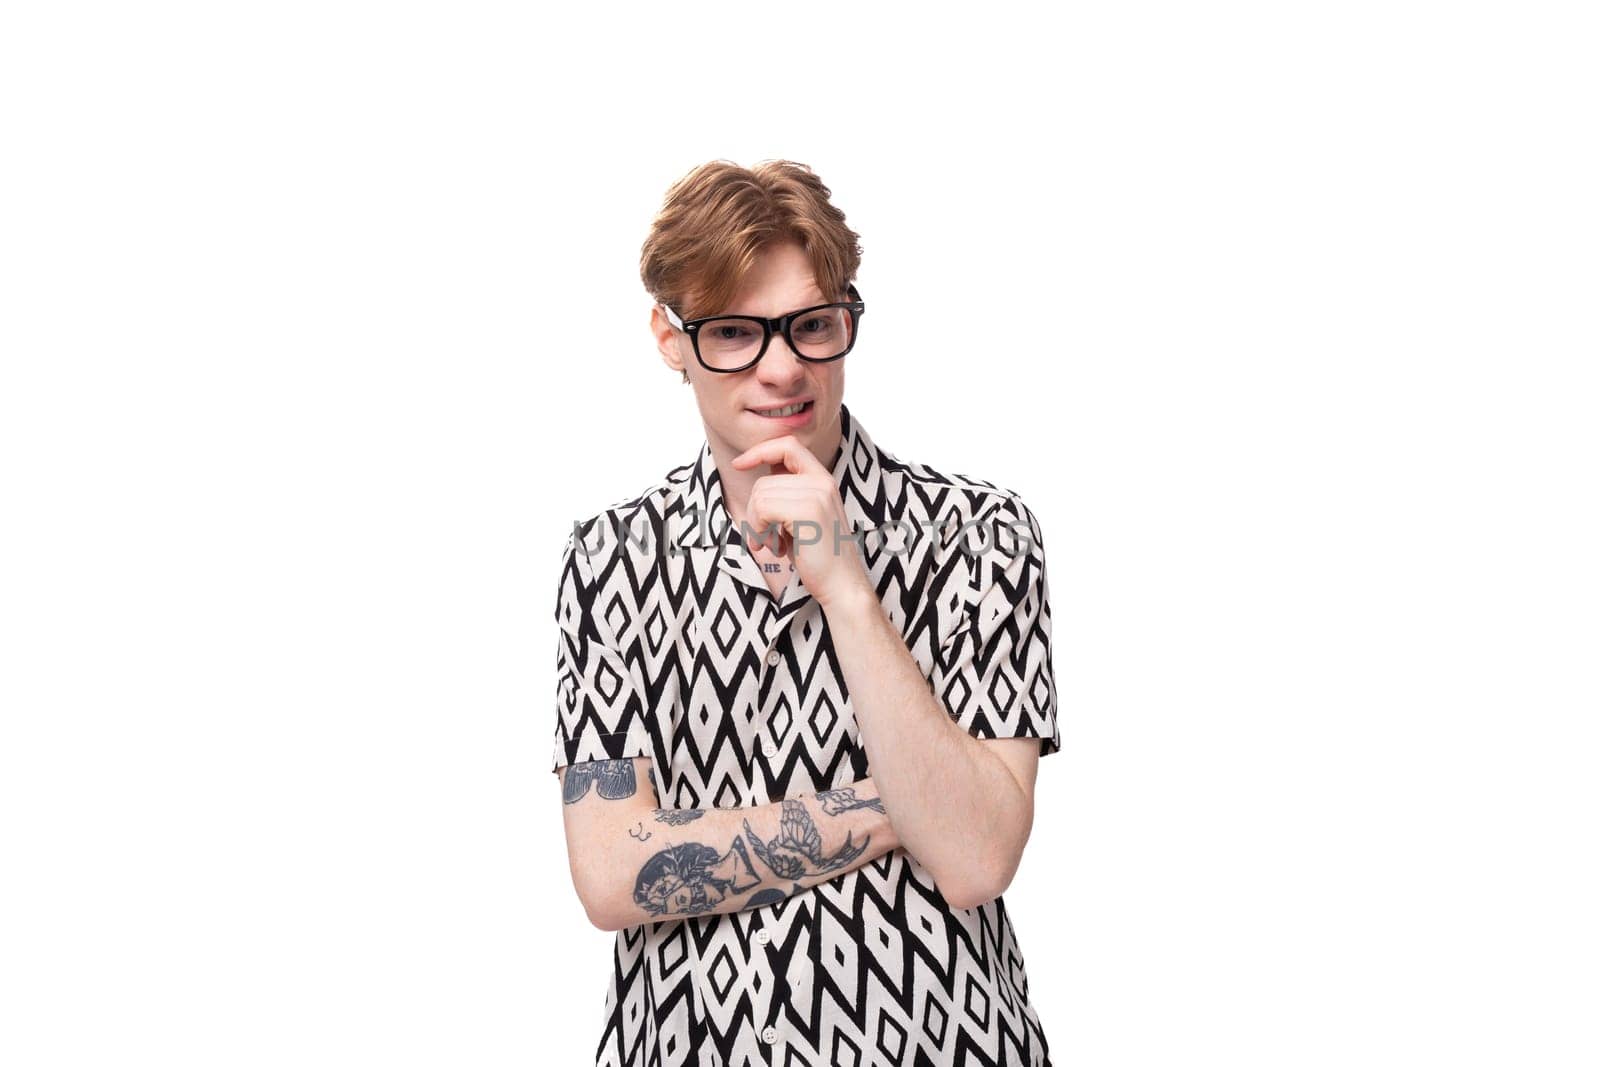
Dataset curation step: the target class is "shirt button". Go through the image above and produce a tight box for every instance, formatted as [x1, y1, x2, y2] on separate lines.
[761, 737, 777, 758]
[754, 929, 771, 946]
[765, 649, 781, 666]
[761, 1026, 778, 1044]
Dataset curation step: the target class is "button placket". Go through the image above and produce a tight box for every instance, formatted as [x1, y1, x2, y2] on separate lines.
[759, 636, 789, 762]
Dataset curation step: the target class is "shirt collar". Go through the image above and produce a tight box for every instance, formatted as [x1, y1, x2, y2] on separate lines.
[670, 402, 888, 603]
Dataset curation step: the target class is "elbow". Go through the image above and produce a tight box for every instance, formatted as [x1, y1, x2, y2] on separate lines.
[587, 880, 640, 932]
[560, 811, 640, 932]
[581, 891, 630, 933]
[583, 896, 619, 932]
[572, 868, 628, 932]
[939, 862, 1014, 911]
[939, 884, 989, 911]
[588, 910, 626, 934]
[936, 836, 1027, 911]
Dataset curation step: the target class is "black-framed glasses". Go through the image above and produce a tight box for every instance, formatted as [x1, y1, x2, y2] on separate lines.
[662, 283, 866, 373]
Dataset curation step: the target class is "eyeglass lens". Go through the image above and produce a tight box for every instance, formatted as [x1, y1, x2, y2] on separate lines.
[697, 307, 855, 370]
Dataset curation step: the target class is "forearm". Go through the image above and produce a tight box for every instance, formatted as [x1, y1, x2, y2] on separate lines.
[821, 587, 1030, 905]
[588, 778, 898, 930]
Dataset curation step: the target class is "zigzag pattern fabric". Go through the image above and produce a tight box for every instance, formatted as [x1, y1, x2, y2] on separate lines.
[554, 403, 1062, 1066]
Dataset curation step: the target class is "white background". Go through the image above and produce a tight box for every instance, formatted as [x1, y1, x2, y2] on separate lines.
[3, 2, 1596, 1064]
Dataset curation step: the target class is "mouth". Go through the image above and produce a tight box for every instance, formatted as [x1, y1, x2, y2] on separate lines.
[749, 399, 815, 424]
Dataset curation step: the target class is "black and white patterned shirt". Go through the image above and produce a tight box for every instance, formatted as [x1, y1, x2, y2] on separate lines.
[553, 402, 1062, 1066]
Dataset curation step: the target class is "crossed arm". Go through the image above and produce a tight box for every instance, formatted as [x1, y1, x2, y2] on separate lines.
[558, 756, 898, 931]
[558, 734, 1038, 930]
[822, 586, 1042, 910]
[555, 515, 1048, 927]
[555, 593, 1044, 926]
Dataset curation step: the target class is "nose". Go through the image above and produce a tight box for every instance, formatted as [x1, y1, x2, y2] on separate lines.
[755, 330, 806, 383]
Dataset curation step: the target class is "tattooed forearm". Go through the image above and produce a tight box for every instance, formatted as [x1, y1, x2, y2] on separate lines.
[596, 779, 895, 926]
[563, 759, 638, 804]
[653, 809, 706, 825]
[743, 798, 869, 879]
[742, 881, 807, 910]
[816, 787, 885, 816]
[633, 836, 764, 916]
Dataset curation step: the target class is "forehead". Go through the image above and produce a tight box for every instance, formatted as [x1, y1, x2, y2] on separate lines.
[723, 241, 826, 316]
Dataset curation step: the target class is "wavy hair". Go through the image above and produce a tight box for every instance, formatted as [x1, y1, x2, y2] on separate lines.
[640, 160, 863, 382]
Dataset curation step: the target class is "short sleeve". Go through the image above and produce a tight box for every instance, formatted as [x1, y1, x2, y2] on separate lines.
[551, 529, 658, 774]
[928, 495, 1062, 757]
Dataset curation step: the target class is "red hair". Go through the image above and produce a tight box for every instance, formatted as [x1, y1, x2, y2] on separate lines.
[640, 160, 864, 381]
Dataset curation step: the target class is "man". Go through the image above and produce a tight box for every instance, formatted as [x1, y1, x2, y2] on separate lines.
[553, 159, 1061, 1066]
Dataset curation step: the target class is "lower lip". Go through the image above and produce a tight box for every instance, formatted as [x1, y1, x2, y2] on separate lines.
[750, 401, 814, 426]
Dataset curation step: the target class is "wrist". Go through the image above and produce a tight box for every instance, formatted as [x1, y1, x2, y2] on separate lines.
[818, 576, 880, 621]
[879, 805, 900, 853]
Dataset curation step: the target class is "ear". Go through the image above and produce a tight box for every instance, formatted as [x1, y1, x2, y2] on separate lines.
[651, 304, 689, 377]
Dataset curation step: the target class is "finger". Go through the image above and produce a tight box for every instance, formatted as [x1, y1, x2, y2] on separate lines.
[742, 510, 785, 555]
[729, 435, 824, 477]
[745, 472, 813, 500]
[746, 489, 827, 537]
